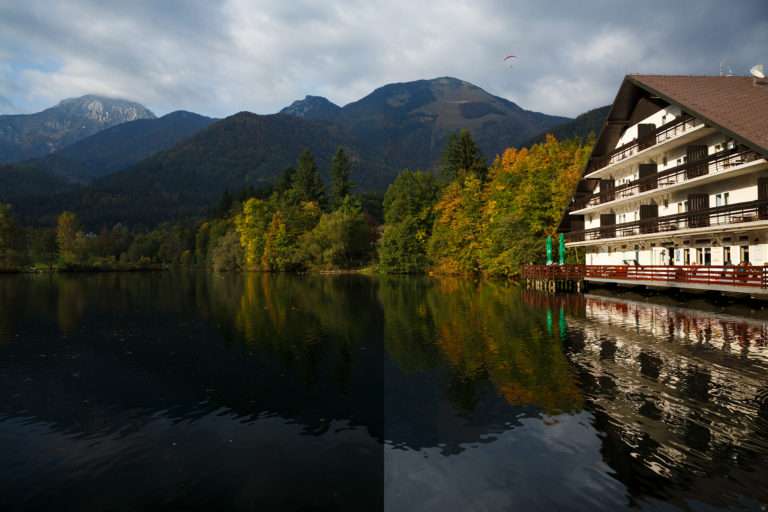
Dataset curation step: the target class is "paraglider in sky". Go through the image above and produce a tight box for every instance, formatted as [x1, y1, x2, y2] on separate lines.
[504, 55, 517, 61]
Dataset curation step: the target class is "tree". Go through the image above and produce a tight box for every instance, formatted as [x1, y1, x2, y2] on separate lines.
[0, 203, 20, 269]
[378, 171, 438, 273]
[330, 147, 353, 209]
[261, 212, 294, 271]
[477, 135, 590, 276]
[218, 189, 234, 216]
[441, 129, 487, 181]
[211, 229, 243, 271]
[56, 211, 81, 264]
[234, 198, 272, 270]
[427, 173, 484, 274]
[291, 149, 325, 204]
[27, 228, 57, 270]
[300, 196, 372, 269]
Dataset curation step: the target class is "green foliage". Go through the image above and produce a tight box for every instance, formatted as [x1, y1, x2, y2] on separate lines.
[300, 197, 372, 270]
[378, 171, 438, 273]
[56, 211, 81, 264]
[330, 147, 353, 209]
[441, 129, 487, 182]
[381, 135, 590, 277]
[211, 228, 243, 272]
[0, 135, 588, 277]
[292, 149, 325, 205]
[0, 203, 22, 269]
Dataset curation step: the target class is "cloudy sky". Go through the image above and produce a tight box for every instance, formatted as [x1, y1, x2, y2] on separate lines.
[0, 0, 766, 118]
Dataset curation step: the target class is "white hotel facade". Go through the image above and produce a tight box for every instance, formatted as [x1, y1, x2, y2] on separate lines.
[562, 75, 768, 273]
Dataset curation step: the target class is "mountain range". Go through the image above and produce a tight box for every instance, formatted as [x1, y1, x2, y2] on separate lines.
[0, 95, 155, 163]
[0, 78, 608, 226]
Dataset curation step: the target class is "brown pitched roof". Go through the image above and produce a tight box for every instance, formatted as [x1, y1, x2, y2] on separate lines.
[628, 74, 768, 154]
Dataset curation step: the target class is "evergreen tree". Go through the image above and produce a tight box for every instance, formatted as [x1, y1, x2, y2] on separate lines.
[330, 147, 353, 209]
[276, 167, 296, 194]
[218, 189, 234, 216]
[378, 170, 438, 273]
[291, 149, 325, 204]
[441, 129, 487, 181]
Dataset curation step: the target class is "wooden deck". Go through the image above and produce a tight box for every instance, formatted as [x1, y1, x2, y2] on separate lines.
[521, 264, 768, 296]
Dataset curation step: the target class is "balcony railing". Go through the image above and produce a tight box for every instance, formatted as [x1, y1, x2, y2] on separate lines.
[586, 114, 701, 175]
[574, 148, 762, 210]
[521, 264, 768, 289]
[566, 199, 768, 242]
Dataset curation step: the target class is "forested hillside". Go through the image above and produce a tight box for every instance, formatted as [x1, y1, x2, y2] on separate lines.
[0, 133, 589, 277]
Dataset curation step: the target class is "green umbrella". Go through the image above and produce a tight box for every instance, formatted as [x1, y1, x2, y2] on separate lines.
[546, 236, 553, 265]
[558, 233, 566, 265]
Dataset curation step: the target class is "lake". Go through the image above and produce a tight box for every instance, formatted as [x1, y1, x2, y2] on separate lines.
[0, 272, 767, 511]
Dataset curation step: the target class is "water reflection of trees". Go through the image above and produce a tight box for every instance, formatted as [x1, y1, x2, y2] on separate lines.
[379, 277, 584, 415]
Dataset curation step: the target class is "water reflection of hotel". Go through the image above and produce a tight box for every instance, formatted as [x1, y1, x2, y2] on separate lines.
[523, 290, 768, 505]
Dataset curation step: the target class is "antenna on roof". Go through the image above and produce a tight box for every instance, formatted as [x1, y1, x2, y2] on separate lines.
[751, 64, 766, 86]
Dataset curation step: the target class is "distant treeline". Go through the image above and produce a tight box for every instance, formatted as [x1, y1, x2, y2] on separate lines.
[0, 132, 591, 276]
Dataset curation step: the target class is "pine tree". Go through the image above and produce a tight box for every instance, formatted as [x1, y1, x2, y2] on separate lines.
[330, 147, 352, 209]
[441, 129, 487, 181]
[218, 189, 233, 216]
[292, 149, 325, 204]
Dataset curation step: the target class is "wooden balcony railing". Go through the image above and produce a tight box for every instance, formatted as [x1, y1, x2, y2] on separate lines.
[574, 148, 761, 210]
[586, 114, 701, 175]
[521, 264, 768, 289]
[566, 199, 768, 243]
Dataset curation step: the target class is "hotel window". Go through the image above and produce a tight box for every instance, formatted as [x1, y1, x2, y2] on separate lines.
[724, 246, 732, 264]
[678, 202, 684, 214]
[662, 155, 668, 166]
[704, 247, 711, 265]
[715, 194, 722, 207]
[741, 245, 750, 263]
[663, 198, 669, 208]
[684, 249, 691, 265]
[684, 200, 688, 212]
[724, 192, 729, 205]
[696, 248, 704, 265]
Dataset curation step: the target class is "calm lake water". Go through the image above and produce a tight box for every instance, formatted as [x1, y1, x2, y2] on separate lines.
[1, 272, 767, 511]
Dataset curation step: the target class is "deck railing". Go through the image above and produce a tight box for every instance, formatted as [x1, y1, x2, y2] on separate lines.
[574, 149, 761, 210]
[586, 114, 701, 175]
[566, 199, 768, 242]
[521, 264, 768, 289]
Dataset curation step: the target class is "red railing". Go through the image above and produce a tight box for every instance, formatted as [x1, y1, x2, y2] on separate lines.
[586, 114, 701, 174]
[521, 264, 768, 289]
[574, 148, 762, 210]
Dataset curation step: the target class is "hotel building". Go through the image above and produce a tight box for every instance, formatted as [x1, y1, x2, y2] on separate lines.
[559, 74, 768, 294]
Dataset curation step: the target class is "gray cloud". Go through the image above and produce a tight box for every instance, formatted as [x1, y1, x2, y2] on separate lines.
[0, 0, 766, 118]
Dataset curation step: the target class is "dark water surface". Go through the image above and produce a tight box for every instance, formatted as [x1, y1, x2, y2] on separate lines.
[1, 273, 767, 511]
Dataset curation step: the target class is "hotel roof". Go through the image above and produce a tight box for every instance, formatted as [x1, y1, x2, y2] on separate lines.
[629, 74, 768, 154]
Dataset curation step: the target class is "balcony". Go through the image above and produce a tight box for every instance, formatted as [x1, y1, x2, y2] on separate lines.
[566, 198, 768, 243]
[585, 114, 708, 178]
[571, 148, 764, 212]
